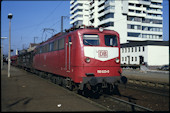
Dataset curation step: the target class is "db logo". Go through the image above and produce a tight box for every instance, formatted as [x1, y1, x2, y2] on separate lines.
[98, 50, 108, 58]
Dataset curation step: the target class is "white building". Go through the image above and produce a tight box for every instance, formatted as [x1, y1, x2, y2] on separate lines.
[70, 0, 90, 27]
[27, 43, 39, 52]
[70, 0, 163, 44]
[120, 41, 169, 67]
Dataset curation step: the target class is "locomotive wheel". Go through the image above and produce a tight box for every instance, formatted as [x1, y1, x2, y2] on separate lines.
[81, 84, 93, 98]
[91, 84, 102, 99]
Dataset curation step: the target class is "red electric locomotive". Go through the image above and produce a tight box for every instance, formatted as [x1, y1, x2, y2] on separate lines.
[33, 26, 127, 94]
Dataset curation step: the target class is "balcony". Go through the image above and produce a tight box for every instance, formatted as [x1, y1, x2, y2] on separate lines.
[70, 0, 74, 4]
[151, 0, 162, 3]
[98, 5, 105, 12]
[138, 0, 151, 5]
[70, 17, 83, 25]
[98, 9, 115, 18]
[98, 0, 105, 6]
[89, 2, 95, 9]
[127, 29, 142, 33]
[147, 10, 162, 15]
[98, 18, 114, 26]
[89, 14, 95, 20]
[70, 6, 83, 14]
[70, 11, 83, 19]
[142, 23, 163, 27]
[150, 4, 163, 9]
[104, 1, 115, 7]
[128, 12, 146, 17]
[141, 30, 162, 35]
[146, 15, 163, 20]
[128, 6, 143, 11]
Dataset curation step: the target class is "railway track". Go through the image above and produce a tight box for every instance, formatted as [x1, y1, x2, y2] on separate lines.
[119, 83, 169, 97]
[107, 96, 153, 111]
[127, 78, 169, 90]
[93, 95, 154, 111]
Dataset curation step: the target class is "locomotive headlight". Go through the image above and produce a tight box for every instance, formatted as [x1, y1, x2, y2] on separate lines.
[85, 57, 91, 63]
[115, 58, 120, 63]
[99, 27, 103, 32]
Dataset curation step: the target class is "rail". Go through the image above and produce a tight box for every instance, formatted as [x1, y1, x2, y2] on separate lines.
[127, 78, 169, 90]
[108, 96, 154, 111]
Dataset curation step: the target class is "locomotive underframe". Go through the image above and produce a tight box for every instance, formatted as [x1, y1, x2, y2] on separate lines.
[80, 76, 121, 90]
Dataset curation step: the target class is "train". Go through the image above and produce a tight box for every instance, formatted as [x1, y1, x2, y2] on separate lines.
[11, 26, 127, 96]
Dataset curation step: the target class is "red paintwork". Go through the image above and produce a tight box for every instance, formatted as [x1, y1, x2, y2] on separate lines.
[33, 28, 121, 83]
[11, 55, 18, 66]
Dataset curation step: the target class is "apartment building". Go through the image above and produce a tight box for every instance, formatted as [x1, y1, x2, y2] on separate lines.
[70, 0, 90, 27]
[70, 0, 163, 44]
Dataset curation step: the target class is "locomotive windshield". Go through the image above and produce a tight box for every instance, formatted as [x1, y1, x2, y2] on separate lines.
[105, 35, 118, 47]
[83, 34, 99, 46]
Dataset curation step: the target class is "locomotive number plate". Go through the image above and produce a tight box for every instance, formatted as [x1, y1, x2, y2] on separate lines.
[97, 70, 110, 73]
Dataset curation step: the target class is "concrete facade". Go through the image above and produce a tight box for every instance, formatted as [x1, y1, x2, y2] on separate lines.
[70, 0, 163, 44]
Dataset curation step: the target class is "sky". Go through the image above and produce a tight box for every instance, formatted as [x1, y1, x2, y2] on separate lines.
[1, 0, 169, 56]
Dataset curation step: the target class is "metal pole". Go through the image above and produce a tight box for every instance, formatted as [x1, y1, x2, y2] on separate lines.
[8, 19, 11, 78]
[61, 16, 63, 33]
[1, 41, 3, 69]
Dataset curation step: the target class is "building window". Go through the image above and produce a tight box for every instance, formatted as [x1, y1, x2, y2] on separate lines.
[98, 13, 114, 21]
[129, 9, 134, 12]
[128, 32, 141, 37]
[135, 57, 137, 61]
[136, 4, 141, 7]
[136, 10, 141, 14]
[99, 22, 114, 27]
[122, 57, 124, 61]
[132, 57, 133, 61]
[135, 47, 137, 52]
[105, 6, 115, 11]
[128, 48, 130, 52]
[128, 24, 141, 30]
[139, 47, 140, 52]
[129, 3, 134, 6]
[74, 14, 83, 19]
[132, 47, 133, 52]
[125, 57, 126, 61]
[122, 48, 124, 53]
[73, 20, 83, 26]
[143, 46, 145, 51]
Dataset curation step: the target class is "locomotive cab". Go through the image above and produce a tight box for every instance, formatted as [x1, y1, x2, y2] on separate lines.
[73, 28, 127, 93]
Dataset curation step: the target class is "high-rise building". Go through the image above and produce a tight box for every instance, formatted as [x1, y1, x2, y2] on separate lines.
[70, 0, 163, 44]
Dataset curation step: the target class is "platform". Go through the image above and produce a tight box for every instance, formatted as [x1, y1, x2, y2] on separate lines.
[1, 64, 107, 112]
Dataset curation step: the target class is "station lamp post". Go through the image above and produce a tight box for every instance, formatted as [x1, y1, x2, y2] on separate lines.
[8, 13, 13, 78]
[1, 37, 7, 69]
